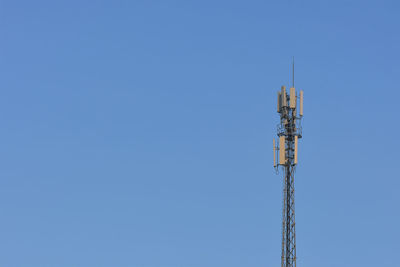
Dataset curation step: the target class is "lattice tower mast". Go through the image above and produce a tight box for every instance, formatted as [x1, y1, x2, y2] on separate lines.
[273, 67, 303, 267]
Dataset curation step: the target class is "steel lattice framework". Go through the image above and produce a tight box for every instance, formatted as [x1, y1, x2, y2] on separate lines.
[281, 158, 296, 267]
[274, 81, 303, 267]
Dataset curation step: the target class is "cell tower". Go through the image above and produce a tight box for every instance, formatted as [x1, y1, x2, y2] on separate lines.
[273, 63, 303, 267]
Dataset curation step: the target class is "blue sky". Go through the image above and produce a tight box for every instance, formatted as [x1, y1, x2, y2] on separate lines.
[1, 0, 399, 266]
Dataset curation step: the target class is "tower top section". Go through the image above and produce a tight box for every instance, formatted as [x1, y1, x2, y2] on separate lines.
[273, 81, 303, 168]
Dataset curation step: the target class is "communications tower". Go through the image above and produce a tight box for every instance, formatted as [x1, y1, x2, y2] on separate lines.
[273, 68, 303, 267]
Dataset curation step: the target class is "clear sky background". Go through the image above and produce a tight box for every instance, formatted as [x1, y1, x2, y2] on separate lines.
[1, 0, 399, 267]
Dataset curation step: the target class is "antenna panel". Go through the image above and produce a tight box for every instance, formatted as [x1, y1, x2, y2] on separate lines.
[277, 92, 282, 113]
[290, 87, 296, 108]
[281, 86, 287, 107]
[294, 135, 298, 164]
[273, 139, 276, 167]
[279, 136, 285, 165]
[299, 90, 304, 116]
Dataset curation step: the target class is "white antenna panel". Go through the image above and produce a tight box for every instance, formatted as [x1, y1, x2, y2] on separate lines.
[277, 92, 282, 113]
[279, 136, 285, 165]
[299, 90, 304, 116]
[290, 87, 296, 108]
[281, 86, 287, 107]
[294, 135, 298, 164]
